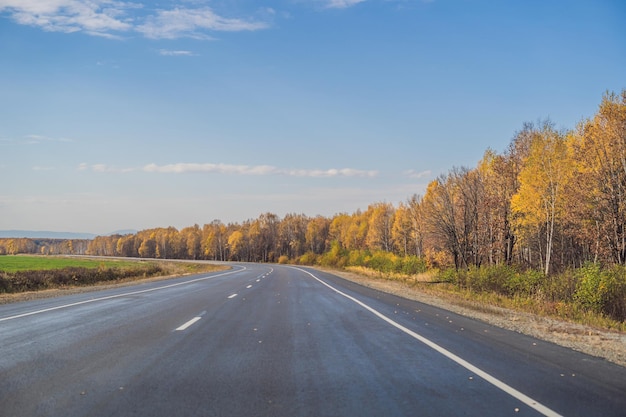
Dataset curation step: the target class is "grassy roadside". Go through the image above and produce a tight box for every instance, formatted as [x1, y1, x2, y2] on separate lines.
[0, 255, 227, 297]
[0, 255, 157, 272]
[340, 265, 626, 333]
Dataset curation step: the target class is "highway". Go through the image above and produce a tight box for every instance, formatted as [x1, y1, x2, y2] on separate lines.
[1, 263, 625, 417]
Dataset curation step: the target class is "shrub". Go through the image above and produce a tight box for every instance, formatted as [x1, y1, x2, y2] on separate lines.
[366, 251, 396, 273]
[575, 263, 626, 321]
[297, 252, 318, 265]
[600, 266, 626, 321]
[541, 270, 577, 302]
[436, 268, 459, 284]
[505, 268, 543, 298]
[399, 256, 428, 275]
[574, 263, 604, 312]
[319, 241, 348, 267]
[346, 250, 368, 267]
[454, 265, 512, 294]
[0, 265, 164, 294]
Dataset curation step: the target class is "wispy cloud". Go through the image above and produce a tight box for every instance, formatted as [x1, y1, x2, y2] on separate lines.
[79, 162, 378, 178]
[78, 163, 134, 173]
[284, 168, 378, 178]
[100, 165, 135, 173]
[144, 163, 378, 178]
[0, 1, 269, 39]
[0, 0, 134, 36]
[158, 49, 197, 57]
[323, 0, 367, 9]
[143, 163, 275, 175]
[17, 134, 73, 145]
[403, 169, 431, 179]
[137, 7, 268, 40]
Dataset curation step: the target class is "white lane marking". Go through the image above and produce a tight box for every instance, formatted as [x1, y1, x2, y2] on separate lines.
[0, 267, 247, 323]
[228, 293, 238, 299]
[175, 316, 202, 331]
[246, 285, 252, 289]
[256, 279, 260, 282]
[292, 267, 563, 417]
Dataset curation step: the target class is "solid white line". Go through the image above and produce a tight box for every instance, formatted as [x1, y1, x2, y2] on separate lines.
[292, 267, 563, 417]
[228, 293, 238, 299]
[0, 266, 247, 322]
[175, 316, 201, 331]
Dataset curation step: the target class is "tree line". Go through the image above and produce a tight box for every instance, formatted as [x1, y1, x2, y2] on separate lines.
[0, 238, 90, 256]
[3, 91, 625, 275]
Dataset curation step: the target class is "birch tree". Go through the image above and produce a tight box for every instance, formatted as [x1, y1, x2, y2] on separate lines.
[511, 123, 568, 275]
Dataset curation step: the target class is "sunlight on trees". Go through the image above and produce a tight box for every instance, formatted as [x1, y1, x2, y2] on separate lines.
[2, 90, 625, 320]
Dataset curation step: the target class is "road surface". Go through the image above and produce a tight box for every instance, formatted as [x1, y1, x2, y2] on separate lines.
[1, 263, 625, 416]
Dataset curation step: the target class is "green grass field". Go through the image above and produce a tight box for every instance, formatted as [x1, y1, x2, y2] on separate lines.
[0, 255, 150, 272]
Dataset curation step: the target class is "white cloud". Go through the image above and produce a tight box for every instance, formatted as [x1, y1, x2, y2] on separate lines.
[0, 0, 134, 35]
[143, 162, 275, 175]
[78, 162, 378, 178]
[403, 169, 432, 179]
[20, 134, 73, 144]
[158, 49, 196, 56]
[0, 1, 269, 39]
[136, 7, 268, 40]
[323, 0, 367, 9]
[285, 168, 378, 178]
[143, 163, 378, 178]
[78, 163, 135, 173]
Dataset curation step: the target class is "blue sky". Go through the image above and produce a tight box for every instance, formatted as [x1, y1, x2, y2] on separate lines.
[1, 0, 625, 234]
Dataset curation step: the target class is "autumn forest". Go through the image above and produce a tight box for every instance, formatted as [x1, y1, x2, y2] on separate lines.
[2, 90, 625, 321]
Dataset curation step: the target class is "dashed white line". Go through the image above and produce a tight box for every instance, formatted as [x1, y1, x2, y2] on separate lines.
[228, 293, 238, 299]
[0, 267, 246, 323]
[246, 285, 252, 289]
[175, 316, 202, 331]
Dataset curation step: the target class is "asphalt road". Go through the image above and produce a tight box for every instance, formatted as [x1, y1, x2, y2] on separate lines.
[1, 263, 625, 417]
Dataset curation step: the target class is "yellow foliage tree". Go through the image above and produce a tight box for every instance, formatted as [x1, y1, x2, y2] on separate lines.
[511, 123, 569, 275]
[574, 90, 626, 264]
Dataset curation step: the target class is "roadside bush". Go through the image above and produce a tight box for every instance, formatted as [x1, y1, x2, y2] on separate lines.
[456, 265, 514, 295]
[318, 241, 348, 268]
[574, 263, 604, 312]
[436, 268, 459, 284]
[505, 268, 543, 298]
[540, 270, 578, 302]
[297, 252, 318, 265]
[398, 256, 428, 275]
[0, 265, 164, 294]
[346, 250, 368, 267]
[575, 263, 626, 321]
[366, 251, 396, 273]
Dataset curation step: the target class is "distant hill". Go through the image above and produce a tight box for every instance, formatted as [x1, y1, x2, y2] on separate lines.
[106, 229, 138, 237]
[0, 230, 138, 239]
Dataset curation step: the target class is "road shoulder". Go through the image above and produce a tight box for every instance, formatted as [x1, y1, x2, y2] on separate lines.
[314, 267, 626, 368]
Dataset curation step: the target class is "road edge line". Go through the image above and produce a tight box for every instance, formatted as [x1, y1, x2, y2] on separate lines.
[293, 266, 563, 417]
[0, 266, 246, 322]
